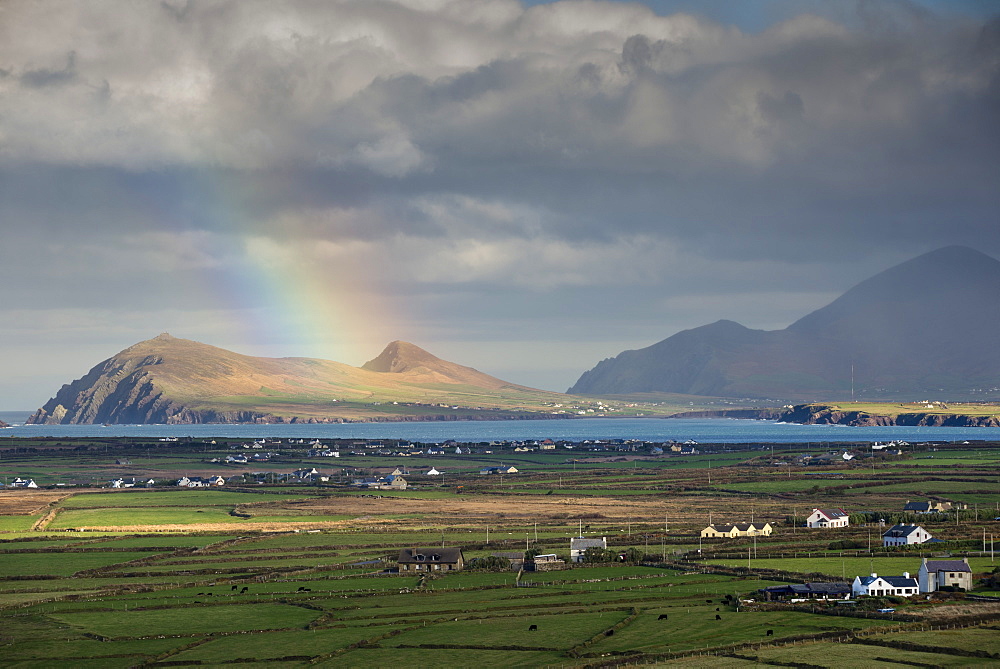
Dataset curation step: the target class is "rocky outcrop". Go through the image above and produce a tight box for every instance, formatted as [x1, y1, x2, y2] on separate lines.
[0, 419, 8, 428]
[773, 404, 1000, 427]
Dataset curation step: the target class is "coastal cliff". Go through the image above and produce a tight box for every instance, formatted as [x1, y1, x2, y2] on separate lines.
[774, 404, 1000, 427]
[676, 403, 1000, 427]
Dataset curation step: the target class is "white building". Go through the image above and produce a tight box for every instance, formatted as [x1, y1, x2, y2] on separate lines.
[806, 508, 850, 528]
[852, 573, 919, 598]
[569, 536, 607, 562]
[882, 524, 932, 546]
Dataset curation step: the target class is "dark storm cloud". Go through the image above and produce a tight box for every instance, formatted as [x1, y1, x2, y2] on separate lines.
[0, 0, 998, 405]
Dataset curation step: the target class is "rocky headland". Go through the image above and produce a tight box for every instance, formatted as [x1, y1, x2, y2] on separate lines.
[27, 334, 572, 425]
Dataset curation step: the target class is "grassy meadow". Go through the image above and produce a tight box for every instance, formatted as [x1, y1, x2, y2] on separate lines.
[0, 435, 999, 666]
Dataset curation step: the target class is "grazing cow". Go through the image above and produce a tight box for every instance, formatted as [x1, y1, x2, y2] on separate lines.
[766, 629, 773, 637]
[528, 624, 538, 631]
[240, 587, 248, 594]
[297, 587, 306, 591]
[706, 600, 712, 604]
[657, 614, 668, 620]
[605, 630, 614, 636]
[197, 592, 203, 596]
[715, 614, 721, 620]
[231, 585, 238, 591]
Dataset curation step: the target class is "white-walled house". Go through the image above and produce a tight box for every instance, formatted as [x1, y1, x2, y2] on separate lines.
[882, 524, 932, 546]
[570, 536, 607, 562]
[852, 573, 919, 598]
[918, 558, 972, 592]
[806, 508, 850, 528]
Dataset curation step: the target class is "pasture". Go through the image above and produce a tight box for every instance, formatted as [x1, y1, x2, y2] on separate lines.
[0, 435, 999, 666]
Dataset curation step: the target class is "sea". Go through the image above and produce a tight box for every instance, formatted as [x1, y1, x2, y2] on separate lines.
[1, 411, 999, 444]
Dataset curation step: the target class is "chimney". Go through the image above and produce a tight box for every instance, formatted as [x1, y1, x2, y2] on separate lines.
[903, 572, 910, 579]
[870, 573, 877, 578]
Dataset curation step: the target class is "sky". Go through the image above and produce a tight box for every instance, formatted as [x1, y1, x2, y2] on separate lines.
[1, 0, 998, 409]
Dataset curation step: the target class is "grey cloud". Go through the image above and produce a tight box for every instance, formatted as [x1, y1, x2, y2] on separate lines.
[20, 51, 76, 88]
[1, 0, 999, 405]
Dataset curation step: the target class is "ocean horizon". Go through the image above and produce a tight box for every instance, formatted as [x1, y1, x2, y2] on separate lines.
[3, 414, 1000, 444]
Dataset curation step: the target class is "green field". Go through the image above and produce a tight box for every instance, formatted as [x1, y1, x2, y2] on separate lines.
[2, 435, 1000, 666]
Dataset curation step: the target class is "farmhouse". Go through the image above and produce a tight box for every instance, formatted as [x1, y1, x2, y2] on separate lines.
[9, 478, 38, 488]
[479, 465, 518, 475]
[882, 524, 932, 546]
[759, 582, 852, 602]
[425, 467, 442, 476]
[904, 500, 954, 513]
[918, 558, 972, 592]
[852, 572, 919, 597]
[806, 508, 849, 528]
[570, 536, 607, 562]
[700, 523, 773, 538]
[397, 547, 464, 572]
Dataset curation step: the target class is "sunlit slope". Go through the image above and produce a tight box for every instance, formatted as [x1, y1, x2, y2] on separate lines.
[27, 334, 576, 424]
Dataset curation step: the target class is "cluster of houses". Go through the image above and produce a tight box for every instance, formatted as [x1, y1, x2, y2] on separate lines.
[760, 558, 973, 601]
[701, 523, 773, 538]
[176, 468, 332, 487]
[700, 507, 950, 549]
[396, 534, 618, 574]
[3, 477, 38, 488]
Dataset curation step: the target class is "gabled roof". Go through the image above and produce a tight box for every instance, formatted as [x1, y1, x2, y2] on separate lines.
[883, 524, 926, 537]
[398, 547, 464, 564]
[924, 559, 971, 573]
[882, 576, 918, 588]
[705, 524, 737, 533]
[813, 508, 848, 519]
[570, 537, 607, 550]
[762, 582, 851, 595]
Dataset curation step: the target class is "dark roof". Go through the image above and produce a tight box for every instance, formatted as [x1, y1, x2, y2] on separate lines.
[706, 524, 736, 533]
[904, 501, 933, 511]
[883, 576, 918, 588]
[924, 559, 971, 573]
[815, 508, 848, 519]
[883, 524, 926, 537]
[762, 582, 851, 595]
[398, 547, 464, 564]
[571, 537, 607, 550]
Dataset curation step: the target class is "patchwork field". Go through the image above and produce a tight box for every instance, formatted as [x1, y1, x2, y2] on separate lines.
[0, 436, 999, 666]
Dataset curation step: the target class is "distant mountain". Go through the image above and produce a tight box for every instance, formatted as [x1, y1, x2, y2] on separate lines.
[28, 334, 565, 424]
[569, 246, 1000, 399]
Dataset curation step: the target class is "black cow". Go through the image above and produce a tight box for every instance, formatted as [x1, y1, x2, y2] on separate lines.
[240, 587, 248, 594]
[231, 585, 238, 591]
[706, 599, 712, 604]
[715, 614, 721, 620]
[605, 629, 614, 636]
[657, 614, 669, 620]
[715, 607, 719, 611]
[766, 629, 774, 636]
[528, 624, 538, 631]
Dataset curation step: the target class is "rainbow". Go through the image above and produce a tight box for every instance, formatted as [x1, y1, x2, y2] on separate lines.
[156, 174, 404, 366]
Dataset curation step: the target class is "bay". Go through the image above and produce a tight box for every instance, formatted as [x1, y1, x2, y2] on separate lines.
[2, 414, 999, 443]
